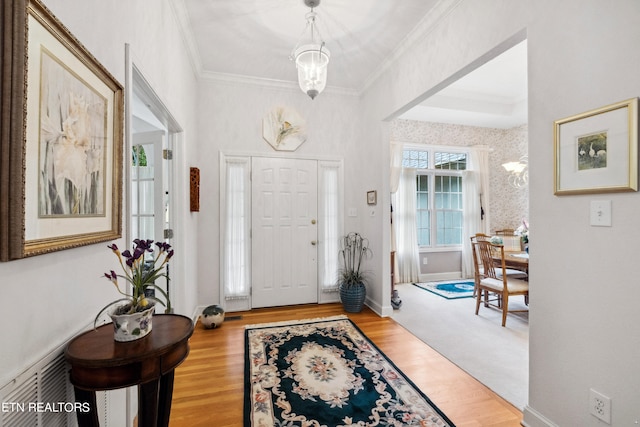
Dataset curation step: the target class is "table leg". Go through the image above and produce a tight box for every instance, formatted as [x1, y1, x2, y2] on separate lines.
[157, 370, 176, 427]
[73, 387, 100, 427]
[138, 380, 159, 427]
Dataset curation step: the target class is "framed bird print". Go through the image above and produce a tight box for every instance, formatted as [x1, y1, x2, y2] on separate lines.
[554, 98, 638, 195]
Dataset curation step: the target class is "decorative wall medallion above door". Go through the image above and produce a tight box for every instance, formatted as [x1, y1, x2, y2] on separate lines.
[262, 106, 307, 151]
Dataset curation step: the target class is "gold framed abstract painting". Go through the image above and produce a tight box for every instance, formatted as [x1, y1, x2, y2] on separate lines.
[554, 98, 638, 195]
[0, 0, 123, 261]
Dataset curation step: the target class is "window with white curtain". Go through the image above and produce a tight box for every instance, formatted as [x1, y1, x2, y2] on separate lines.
[403, 148, 468, 248]
[223, 157, 251, 299]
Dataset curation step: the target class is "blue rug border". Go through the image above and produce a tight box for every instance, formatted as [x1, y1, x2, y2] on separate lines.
[243, 317, 456, 427]
[412, 280, 475, 299]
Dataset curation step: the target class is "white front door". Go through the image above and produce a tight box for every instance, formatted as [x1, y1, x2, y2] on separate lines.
[251, 157, 318, 308]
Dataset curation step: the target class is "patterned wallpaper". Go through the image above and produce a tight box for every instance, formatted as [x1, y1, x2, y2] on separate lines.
[390, 119, 529, 233]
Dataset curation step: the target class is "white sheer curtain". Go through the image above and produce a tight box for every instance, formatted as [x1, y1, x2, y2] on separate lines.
[461, 146, 490, 278]
[318, 161, 341, 293]
[223, 159, 251, 298]
[390, 142, 403, 254]
[395, 168, 420, 283]
[390, 142, 403, 193]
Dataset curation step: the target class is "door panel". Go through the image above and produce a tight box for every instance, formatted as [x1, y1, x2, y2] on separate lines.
[252, 157, 318, 308]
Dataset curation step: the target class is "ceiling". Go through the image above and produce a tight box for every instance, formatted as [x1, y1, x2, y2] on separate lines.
[398, 40, 528, 128]
[173, 0, 527, 128]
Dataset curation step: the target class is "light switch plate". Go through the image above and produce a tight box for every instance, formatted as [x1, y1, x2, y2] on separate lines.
[590, 200, 612, 226]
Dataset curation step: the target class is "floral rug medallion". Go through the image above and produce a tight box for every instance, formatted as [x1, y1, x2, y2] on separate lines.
[244, 316, 454, 427]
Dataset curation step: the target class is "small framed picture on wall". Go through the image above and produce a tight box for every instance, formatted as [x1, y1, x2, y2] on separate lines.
[554, 98, 638, 195]
[367, 190, 377, 205]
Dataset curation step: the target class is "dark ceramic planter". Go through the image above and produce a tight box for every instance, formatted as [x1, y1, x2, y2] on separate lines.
[339, 283, 366, 313]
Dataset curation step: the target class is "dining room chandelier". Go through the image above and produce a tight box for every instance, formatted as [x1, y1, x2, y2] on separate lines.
[290, 0, 330, 100]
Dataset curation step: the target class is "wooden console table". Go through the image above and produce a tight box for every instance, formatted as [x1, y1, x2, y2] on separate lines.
[65, 314, 194, 427]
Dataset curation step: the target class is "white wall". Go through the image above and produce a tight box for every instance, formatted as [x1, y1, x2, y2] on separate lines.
[361, 0, 640, 425]
[0, 0, 200, 392]
[525, 1, 640, 425]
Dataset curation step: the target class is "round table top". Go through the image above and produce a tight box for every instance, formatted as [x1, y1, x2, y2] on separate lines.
[65, 314, 194, 368]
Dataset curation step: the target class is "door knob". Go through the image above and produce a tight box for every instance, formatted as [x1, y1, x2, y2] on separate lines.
[311, 240, 317, 246]
[311, 219, 317, 224]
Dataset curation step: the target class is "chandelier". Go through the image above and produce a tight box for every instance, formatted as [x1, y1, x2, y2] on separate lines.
[502, 155, 528, 188]
[290, 0, 330, 100]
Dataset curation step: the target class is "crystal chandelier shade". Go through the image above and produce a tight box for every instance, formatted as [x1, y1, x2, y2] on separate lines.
[295, 43, 330, 99]
[291, 1, 330, 100]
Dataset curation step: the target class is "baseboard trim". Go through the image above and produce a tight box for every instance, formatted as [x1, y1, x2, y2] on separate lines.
[522, 405, 558, 427]
[364, 296, 392, 318]
[419, 272, 463, 282]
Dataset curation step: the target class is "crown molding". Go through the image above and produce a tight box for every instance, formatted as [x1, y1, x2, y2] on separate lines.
[170, 0, 458, 98]
[199, 70, 358, 97]
[359, 0, 464, 94]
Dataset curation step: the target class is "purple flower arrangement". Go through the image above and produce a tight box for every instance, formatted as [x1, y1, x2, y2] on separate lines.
[94, 239, 174, 327]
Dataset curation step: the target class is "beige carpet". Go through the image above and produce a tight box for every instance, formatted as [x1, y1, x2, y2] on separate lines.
[391, 282, 528, 410]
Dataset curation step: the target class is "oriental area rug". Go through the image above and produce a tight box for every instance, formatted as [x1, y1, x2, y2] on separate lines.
[244, 316, 455, 427]
[413, 280, 476, 300]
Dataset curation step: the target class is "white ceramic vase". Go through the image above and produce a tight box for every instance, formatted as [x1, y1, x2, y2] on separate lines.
[109, 305, 154, 342]
[201, 304, 225, 329]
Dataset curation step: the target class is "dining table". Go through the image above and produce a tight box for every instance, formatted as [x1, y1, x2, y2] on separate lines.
[495, 251, 529, 274]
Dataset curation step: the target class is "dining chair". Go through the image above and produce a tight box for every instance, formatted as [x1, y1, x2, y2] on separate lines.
[470, 235, 484, 298]
[474, 239, 529, 327]
[471, 233, 528, 308]
[470, 234, 490, 297]
[470, 233, 527, 296]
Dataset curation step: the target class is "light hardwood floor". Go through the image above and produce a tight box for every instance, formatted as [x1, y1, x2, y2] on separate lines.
[169, 304, 523, 426]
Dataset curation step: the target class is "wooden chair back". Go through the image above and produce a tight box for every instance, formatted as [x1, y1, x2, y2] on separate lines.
[471, 236, 500, 298]
[476, 239, 501, 281]
[470, 237, 481, 285]
[472, 233, 490, 241]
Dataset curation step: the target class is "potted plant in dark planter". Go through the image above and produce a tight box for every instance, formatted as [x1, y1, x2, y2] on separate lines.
[338, 232, 372, 313]
[95, 239, 174, 341]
